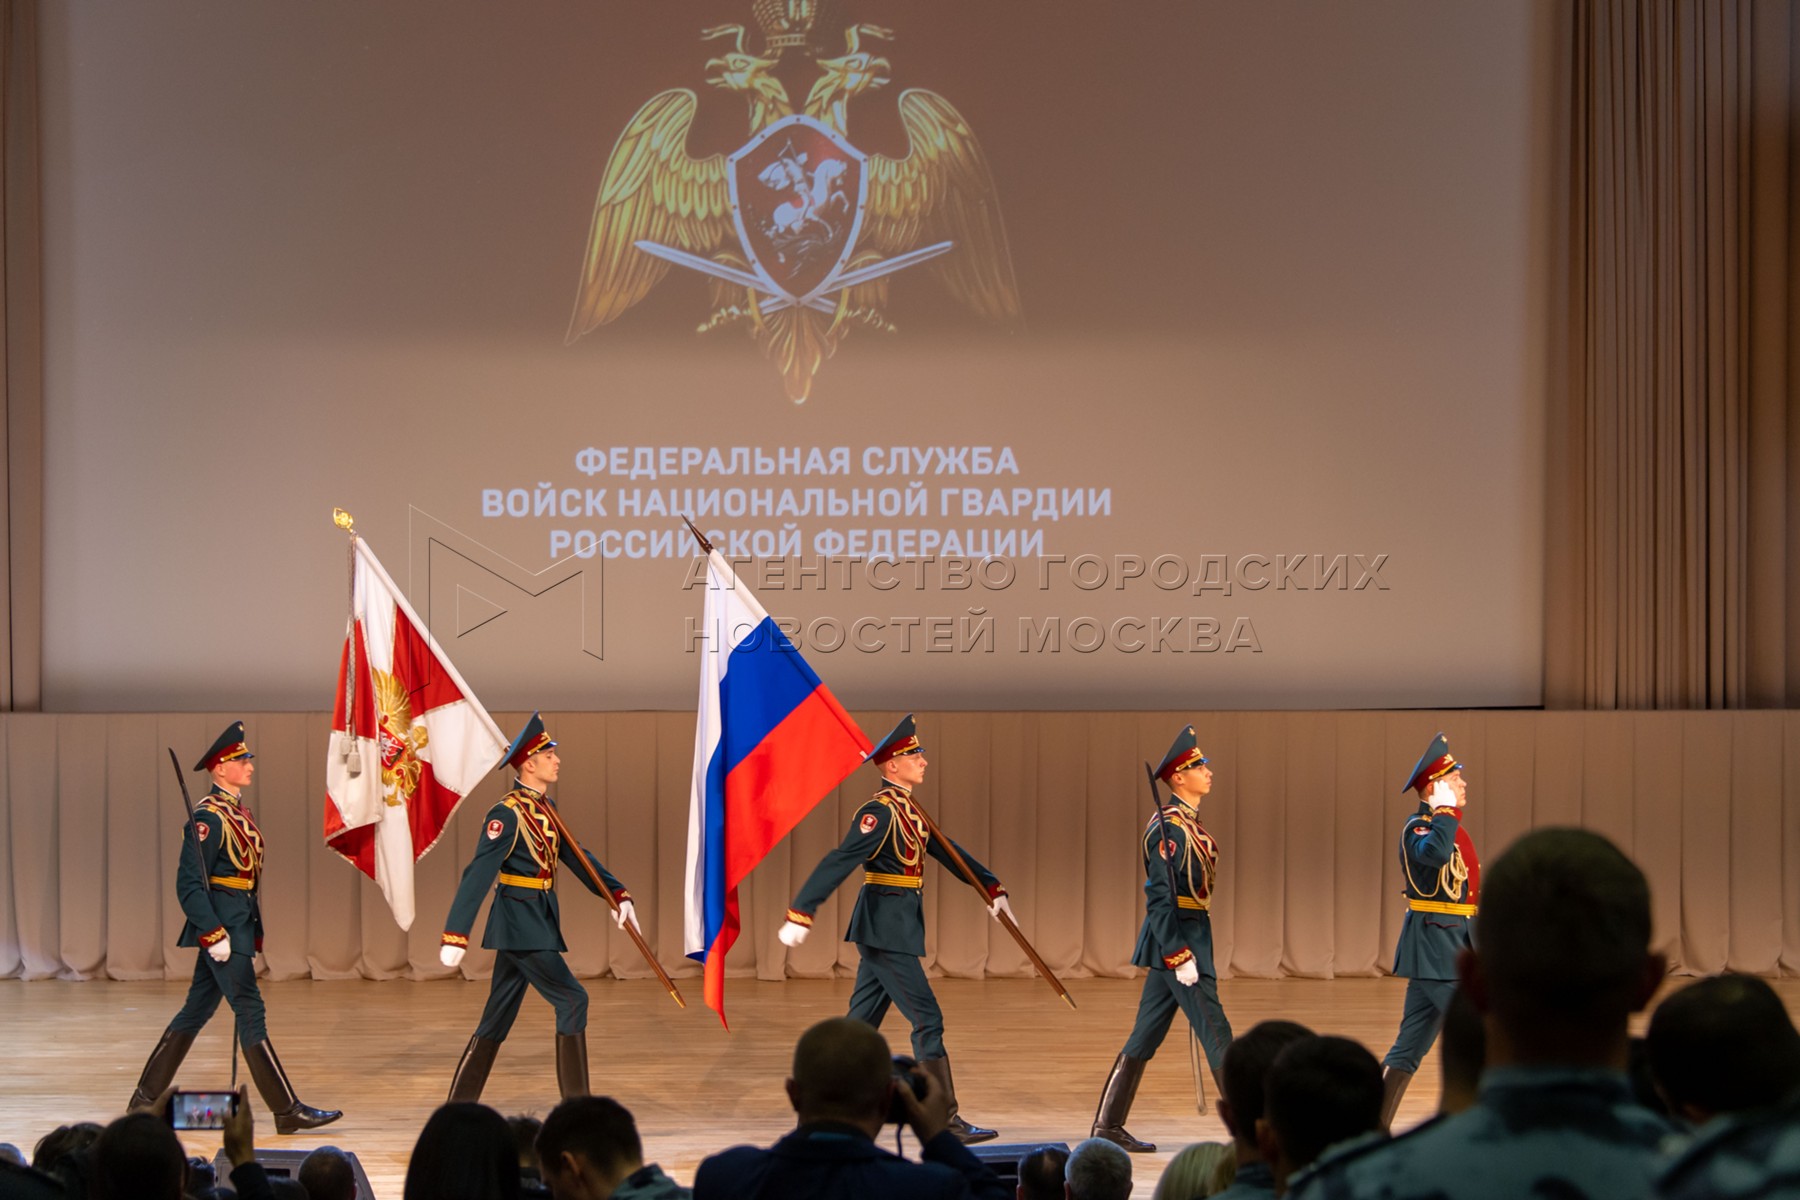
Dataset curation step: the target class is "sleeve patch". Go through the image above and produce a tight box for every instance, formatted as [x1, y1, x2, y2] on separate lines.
[1411, 825, 1433, 836]
[1159, 839, 1179, 859]
[859, 813, 879, 834]
[486, 818, 506, 840]
[195, 822, 210, 842]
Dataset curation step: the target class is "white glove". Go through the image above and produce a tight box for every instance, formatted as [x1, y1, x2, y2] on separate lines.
[778, 920, 810, 947]
[987, 894, 1014, 923]
[1175, 959, 1200, 987]
[440, 945, 466, 968]
[207, 940, 232, 964]
[613, 900, 639, 934]
[1428, 780, 1462, 810]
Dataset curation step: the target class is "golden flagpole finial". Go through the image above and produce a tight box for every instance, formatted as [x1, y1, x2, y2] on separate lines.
[332, 508, 356, 532]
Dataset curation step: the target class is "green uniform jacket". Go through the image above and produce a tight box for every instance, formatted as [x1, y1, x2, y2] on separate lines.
[176, 786, 265, 956]
[1393, 804, 1478, 980]
[786, 782, 1003, 956]
[441, 784, 629, 953]
[1133, 800, 1219, 975]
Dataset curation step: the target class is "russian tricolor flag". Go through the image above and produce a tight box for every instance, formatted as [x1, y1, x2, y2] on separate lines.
[684, 548, 871, 1025]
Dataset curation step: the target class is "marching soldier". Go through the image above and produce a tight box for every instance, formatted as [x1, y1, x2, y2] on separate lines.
[440, 713, 638, 1103]
[776, 715, 1011, 1144]
[1378, 732, 1479, 1130]
[126, 722, 341, 1134]
[1091, 725, 1233, 1153]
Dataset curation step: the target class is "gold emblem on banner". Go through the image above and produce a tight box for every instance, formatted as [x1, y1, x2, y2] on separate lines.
[566, 1, 1021, 403]
[372, 669, 430, 808]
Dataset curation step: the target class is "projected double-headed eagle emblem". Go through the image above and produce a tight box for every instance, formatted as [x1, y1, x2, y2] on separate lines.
[565, 0, 1022, 404]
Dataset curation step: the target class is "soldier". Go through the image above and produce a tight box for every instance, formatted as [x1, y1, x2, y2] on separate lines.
[1289, 828, 1669, 1200]
[1091, 725, 1233, 1153]
[776, 715, 1011, 1144]
[1378, 733, 1479, 1130]
[126, 722, 341, 1134]
[439, 713, 638, 1103]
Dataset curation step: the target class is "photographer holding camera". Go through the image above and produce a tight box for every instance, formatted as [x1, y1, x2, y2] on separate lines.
[693, 1017, 1008, 1200]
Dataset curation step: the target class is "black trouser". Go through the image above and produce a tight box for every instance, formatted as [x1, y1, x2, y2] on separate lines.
[166, 948, 268, 1044]
[473, 949, 589, 1039]
[1121, 966, 1232, 1070]
[847, 945, 946, 1059]
[1383, 978, 1455, 1071]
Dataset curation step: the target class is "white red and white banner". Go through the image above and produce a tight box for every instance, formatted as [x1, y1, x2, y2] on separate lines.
[325, 535, 506, 929]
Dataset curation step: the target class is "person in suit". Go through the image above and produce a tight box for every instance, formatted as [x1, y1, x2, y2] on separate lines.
[1090, 725, 1234, 1152]
[777, 715, 1011, 1143]
[692, 1016, 1009, 1200]
[1377, 733, 1480, 1130]
[125, 722, 340, 1134]
[439, 713, 638, 1102]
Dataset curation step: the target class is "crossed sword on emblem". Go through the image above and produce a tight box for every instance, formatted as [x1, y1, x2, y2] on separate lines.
[633, 238, 953, 315]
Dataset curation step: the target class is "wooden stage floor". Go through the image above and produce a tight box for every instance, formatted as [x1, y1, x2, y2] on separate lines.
[5, 975, 1796, 1196]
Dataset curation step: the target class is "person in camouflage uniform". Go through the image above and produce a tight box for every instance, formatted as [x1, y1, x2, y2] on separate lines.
[1657, 1092, 1800, 1200]
[1290, 828, 1671, 1200]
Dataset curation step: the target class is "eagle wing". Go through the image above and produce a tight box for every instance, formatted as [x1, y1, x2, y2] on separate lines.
[864, 89, 1022, 325]
[566, 89, 733, 341]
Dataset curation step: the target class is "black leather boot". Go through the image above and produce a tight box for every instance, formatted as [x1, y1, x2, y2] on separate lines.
[556, 1032, 590, 1099]
[127, 1028, 196, 1111]
[1091, 1052, 1155, 1152]
[448, 1035, 502, 1104]
[1380, 1066, 1414, 1133]
[919, 1055, 996, 1144]
[243, 1038, 342, 1134]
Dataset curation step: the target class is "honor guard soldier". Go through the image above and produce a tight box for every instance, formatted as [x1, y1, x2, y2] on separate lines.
[1091, 726, 1234, 1153]
[127, 723, 342, 1134]
[776, 715, 1012, 1144]
[440, 714, 638, 1103]
[1377, 732, 1479, 1130]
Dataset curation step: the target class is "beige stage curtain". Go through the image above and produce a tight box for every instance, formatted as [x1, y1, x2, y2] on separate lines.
[0, 0, 43, 715]
[1, 709, 1795, 985]
[1548, 0, 1800, 709]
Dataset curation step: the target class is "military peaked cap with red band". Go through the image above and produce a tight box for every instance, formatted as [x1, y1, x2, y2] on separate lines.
[497, 711, 556, 772]
[868, 714, 922, 764]
[193, 721, 254, 772]
[1402, 732, 1463, 794]
[1155, 725, 1208, 781]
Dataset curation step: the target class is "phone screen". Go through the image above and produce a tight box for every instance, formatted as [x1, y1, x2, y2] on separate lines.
[169, 1091, 236, 1131]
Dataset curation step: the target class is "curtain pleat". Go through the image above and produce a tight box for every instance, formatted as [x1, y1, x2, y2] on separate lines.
[1550, 0, 1797, 709]
[2, 710, 1791, 983]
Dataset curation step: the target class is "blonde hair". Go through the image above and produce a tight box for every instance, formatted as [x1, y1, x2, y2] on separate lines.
[1152, 1141, 1236, 1200]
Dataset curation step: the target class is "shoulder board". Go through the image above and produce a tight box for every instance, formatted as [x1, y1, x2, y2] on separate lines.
[1295, 1122, 1434, 1190]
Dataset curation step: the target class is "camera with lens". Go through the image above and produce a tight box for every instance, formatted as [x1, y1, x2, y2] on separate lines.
[887, 1054, 929, 1124]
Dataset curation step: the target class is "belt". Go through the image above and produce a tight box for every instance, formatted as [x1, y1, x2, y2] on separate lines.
[209, 876, 255, 891]
[1177, 896, 1210, 911]
[1408, 899, 1476, 916]
[863, 871, 923, 889]
[498, 873, 553, 891]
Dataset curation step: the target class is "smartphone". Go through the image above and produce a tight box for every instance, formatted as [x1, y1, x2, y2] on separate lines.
[168, 1090, 238, 1131]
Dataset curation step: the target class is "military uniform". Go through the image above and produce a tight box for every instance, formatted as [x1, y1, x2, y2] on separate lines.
[1658, 1090, 1800, 1199]
[1092, 726, 1234, 1153]
[781, 715, 1005, 1144]
[1379, 733, 1480, 1129]
[1289, 1067, 1672, 1200]
[442, 713, 633, 1103]
[127, 722, 340, 1134]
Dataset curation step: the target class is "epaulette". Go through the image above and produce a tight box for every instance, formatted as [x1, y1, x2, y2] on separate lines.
[1290, 1120, 1438, 1195]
